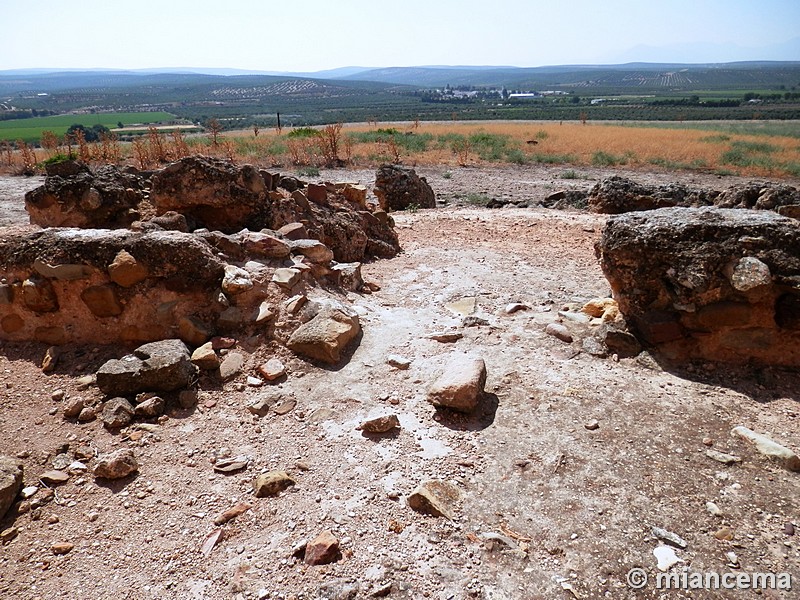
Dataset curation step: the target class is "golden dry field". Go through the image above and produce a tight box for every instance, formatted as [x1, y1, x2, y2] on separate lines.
[4, 120, 800, 179]
[223, 120, 800, 179]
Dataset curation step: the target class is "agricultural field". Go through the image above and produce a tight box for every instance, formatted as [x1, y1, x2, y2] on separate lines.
[2, 64, 800, 140]
[0, 112, 179, 143]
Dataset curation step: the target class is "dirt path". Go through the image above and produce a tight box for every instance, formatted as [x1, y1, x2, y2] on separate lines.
[0, 172, 798, 599]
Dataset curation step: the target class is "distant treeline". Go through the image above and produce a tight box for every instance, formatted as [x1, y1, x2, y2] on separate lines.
[0, 109, 57, 122]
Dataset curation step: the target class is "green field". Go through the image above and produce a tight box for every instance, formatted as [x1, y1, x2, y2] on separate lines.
[0, 112, 176, 143]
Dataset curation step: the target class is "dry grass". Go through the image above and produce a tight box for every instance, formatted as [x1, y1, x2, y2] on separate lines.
[219, 121, 800, 178]
[3, 121, 800, 178]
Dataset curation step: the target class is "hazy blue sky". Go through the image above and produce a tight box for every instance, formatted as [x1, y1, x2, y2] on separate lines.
[4, 0, 799, 71]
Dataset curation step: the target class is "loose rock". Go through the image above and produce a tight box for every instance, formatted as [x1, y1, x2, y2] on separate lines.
[253, 471, 295, 497]
[287, 307, 361, 364]
[407, 480, 460, 519]
[40, 470, 69, 485]
[705, 449, 742, 465]
[427, 355, 487, 413]
[732, 426, 800, 471]
[545, 323, 573, 343]
[357, 414, 400, 434]
[93, 449, 139, 480]
[304, 530, 340, 565]
[51, 542, 75, 555]
[0, 457, 23, 519]
[101, 397, 135, 429]
[386, 355, 411, 370]
[257, 358, 286, 381]
[191, 342, 219, 370]
[219, 352, 245, 380]
[96, 339, 197, 396]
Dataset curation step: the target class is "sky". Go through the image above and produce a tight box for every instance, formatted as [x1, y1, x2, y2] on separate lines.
[3, 0, 799, 72]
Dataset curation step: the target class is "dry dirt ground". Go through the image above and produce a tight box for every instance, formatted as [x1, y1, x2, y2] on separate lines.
[0, 165, 799, 600]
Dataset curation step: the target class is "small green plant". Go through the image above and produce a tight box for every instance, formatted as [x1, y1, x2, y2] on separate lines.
[730, 140, 779, 154]
[783, 162, 800, 177]
[700, 134, 731, 143]
[530, 153, 578, 164]
[406, 202, 420, 213]
[287, 127, 320, 139]
[592, 151, 628, 166]
[465, 193, 492, 206]
[505, 148, 528, 165]
[297, 166, 320, 177]
[561, 170, 578, 179]
[721, 140, 780, 169]
[534, 129, 549, 140]
[649, 157, 709, 170]
[468, 132, 510, 161]
[442, 171, 452, 179]
[41, 152, 75, 166]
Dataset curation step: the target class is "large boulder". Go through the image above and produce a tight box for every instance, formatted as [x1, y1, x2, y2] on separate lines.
[597, 207, 800, 366]
[0, 456, 23, 519]
[150, 156, 270, 232]
[96, 339, 198, 396]
[25, 162, 146, 228]
[373, 165, 436, 212]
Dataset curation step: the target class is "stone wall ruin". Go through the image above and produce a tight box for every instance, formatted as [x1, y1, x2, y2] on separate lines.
[597, 206, 800, 367]
[1, 156, 402, 362]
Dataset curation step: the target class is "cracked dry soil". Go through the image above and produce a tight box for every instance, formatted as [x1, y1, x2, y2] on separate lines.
[0, 166, 798, 600]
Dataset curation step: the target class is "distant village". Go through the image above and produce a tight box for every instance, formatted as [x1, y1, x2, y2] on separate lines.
[417, 85, 575, 104]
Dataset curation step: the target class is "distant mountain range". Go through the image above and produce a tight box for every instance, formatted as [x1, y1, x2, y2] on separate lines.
[3, 60, 800, 93]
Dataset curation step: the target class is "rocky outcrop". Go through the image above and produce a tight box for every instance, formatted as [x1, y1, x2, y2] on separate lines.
[715, 182, 800, 211]
[23, 156, 401, 264]
[25, 161, 146, 228]
[587, 176, 716, 214]
[588, 176, 800, 216]
[597, 207, 800, 366]
[150, 156, 270, 232]
[373, 165, 436, 211]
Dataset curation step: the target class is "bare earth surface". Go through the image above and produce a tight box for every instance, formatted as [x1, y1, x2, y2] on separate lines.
[0, 166, 798, 600]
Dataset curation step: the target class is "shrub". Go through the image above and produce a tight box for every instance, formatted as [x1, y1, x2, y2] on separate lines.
[442, 171, 452, 179]
[561, 170, 578, 179]
[465, 193, 491, 206]
[297, 166, 320, 177]
[592, 151, 628, 166]
[700, 134, 731, 143]
[530, 153, 578, 164]
[729, 140, 779, 154]
[287, 127, 320, 139]
[41, 152, 74, 166]
[505, 148, 528, 164]
[468, 132, 510, 161]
